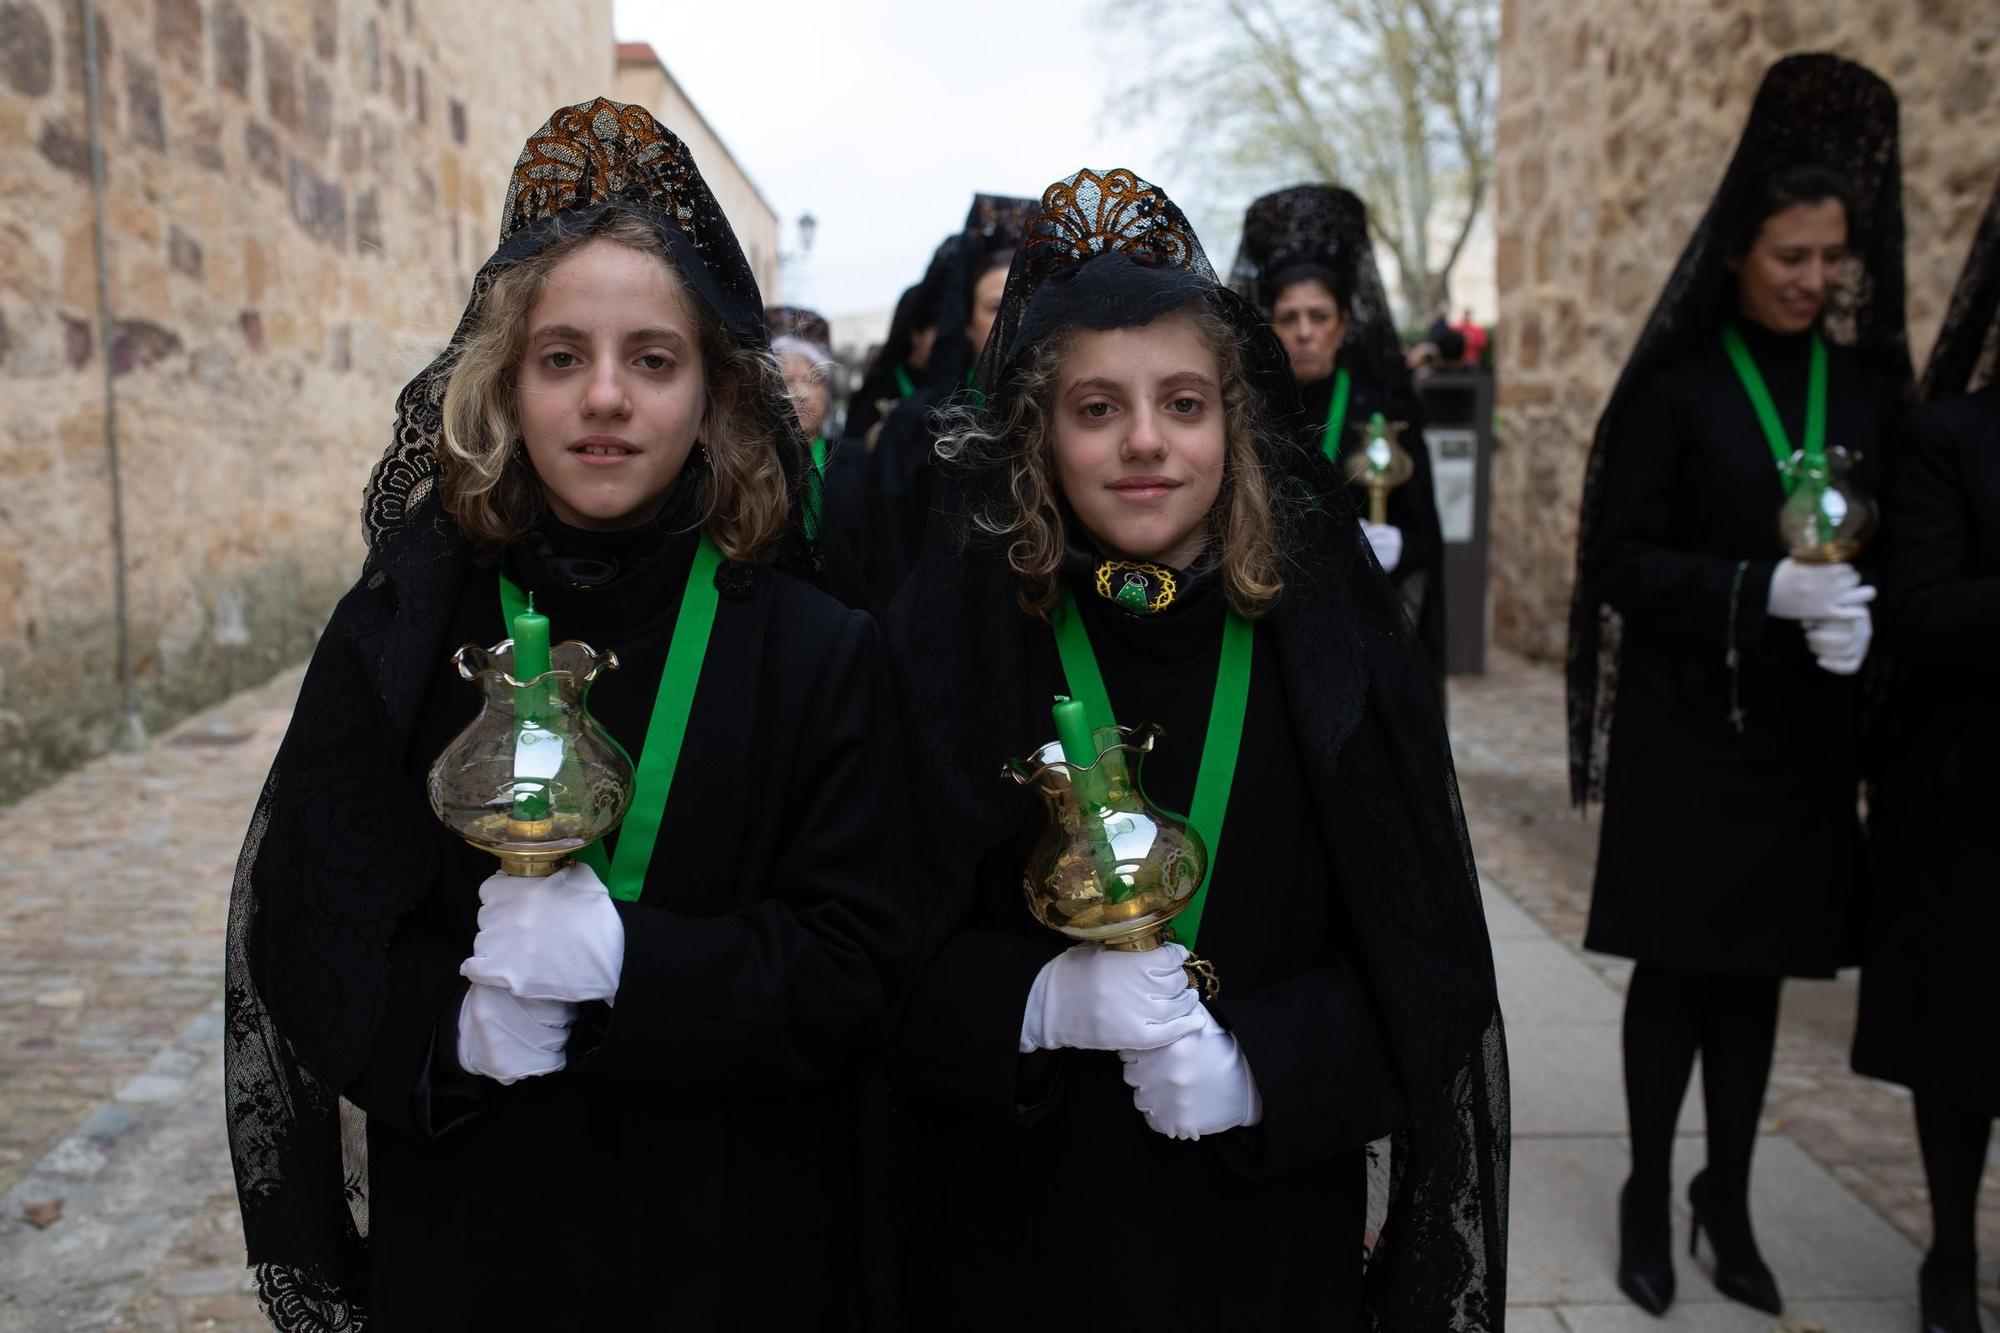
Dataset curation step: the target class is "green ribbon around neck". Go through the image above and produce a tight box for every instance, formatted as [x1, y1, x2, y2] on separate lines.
[497, 535, 722, 902]
[1721, 324, 1827, 495]
[893, 364, 915, 399]
[1319, 366, 1352, 465]
[803, 435, 828, 542]
[1050, 585, 1253, 950]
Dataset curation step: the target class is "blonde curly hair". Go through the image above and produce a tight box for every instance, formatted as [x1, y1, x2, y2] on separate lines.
[939, 298, 1287, 617]
[436, 210, 794, 563]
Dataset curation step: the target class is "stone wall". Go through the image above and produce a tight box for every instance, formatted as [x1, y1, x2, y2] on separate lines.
[0, 0, 613, 801]
[1491, 0, 2000, 661]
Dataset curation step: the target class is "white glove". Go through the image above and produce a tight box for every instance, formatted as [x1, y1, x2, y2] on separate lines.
[1805, 607, 1873, 675]
[456, 982, 575, 1085]
[1362, 522, 1404, 574]
[1766, 559, 1876, 622]
[1019, 943, 1206, 1054]
[460, 863, 625, 1004]
[1118, 1008, 1264, 1140]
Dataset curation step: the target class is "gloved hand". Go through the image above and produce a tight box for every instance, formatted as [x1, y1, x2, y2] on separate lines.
[1019, 943, 1206, 1054]
[1362, 522, 1404, 574]
[460, 862, 625, 1004]
[1805, 607, 1873, 675]
[1766, 559, 1876, 622]
[456, 982, 575, 1085]
[1118, 1008, 1264, 1140]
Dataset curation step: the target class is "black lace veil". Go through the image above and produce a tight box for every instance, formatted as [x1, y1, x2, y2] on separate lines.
[892, 168, 1508, 1330]
[1230, 183, 1419, 420]
[1566, 54, 1910, 804]
[1923, 172, 2000, 402]
[225, 97, 802, 1329]
[931, 192, 1040, 385]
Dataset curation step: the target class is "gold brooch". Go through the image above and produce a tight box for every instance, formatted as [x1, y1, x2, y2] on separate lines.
[1095, 560, 1177, 614]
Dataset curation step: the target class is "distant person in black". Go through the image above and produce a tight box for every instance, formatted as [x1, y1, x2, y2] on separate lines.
[1852, 170, 2000, 1333]
[1566, 55, 1910, 1321]
[1231, 183, 1448, 678]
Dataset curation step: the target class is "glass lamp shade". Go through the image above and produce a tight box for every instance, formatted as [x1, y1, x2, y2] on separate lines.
[427, 639, 634, 876]
[1344, 419, 1417, 523]
[1779, 448, 1877, 564]
[1005, 723, 1206, 952]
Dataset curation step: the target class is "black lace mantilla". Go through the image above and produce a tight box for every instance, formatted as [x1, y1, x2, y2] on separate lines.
[1231, 183, 1423, 424]
[1566, 53, 1912, 806]
[1924, 171, 2000, 402]
[227, 95, 805, 1331]
[896, 166, 1509, 1331]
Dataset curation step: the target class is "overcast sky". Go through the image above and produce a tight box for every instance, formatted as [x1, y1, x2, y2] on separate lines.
[612, 0, 1201, 320]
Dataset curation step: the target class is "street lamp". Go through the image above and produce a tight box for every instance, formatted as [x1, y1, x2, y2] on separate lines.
[797, 211, 817, 255]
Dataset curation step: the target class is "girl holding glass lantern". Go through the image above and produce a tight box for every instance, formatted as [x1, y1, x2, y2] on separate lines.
[1566, 55, 1910, 1319]
[886, 168, 1507, 1329]
[223, 99, 913, 1330]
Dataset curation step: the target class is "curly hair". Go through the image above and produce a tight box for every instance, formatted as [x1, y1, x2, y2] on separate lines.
[436, 209, 795, 563]
[939, 297, 1287, 618]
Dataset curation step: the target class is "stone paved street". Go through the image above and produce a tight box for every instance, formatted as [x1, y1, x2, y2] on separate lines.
[0, 652, 1991, 1330]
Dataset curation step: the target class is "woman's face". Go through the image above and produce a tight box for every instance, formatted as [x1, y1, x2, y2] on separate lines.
[1735, 198, 1849, 334]
[967, 264, 1010, 364]
[1050, 310, 1228, 571]
[1271, 277, 1348, 383]
[779, 348, 831, 440]
[517, 238, 707, 530]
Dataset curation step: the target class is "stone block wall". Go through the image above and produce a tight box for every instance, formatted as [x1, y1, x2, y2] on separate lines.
[1491, 0, 2000, 661]
[0, 0, 613, 800]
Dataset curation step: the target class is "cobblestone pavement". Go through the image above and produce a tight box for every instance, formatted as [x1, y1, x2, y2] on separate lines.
[1450, 650, 2000, 1314]
[0, 651, 1992, 1329]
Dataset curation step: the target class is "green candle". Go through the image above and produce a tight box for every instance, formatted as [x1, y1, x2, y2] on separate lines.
[511, 594, 552, 824]
[1052, 694, 1127, 903]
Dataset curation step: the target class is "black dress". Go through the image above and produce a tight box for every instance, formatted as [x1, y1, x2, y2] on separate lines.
[345, 516, 916, 1329]
[1584, 321, 1901, 977]
[892, 570, 1402, 1328]
[1295, 366, 1448, 677]
[1851, 382, 2000, 1110]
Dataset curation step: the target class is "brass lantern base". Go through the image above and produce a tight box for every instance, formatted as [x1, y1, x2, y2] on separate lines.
[1103, 927, 1221, 1000]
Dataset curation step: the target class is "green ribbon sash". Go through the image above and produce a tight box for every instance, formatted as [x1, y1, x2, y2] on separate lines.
[498, 535, 722, 902]
[893, 364, 915, 399]
[803, 435, 828, 542]
[1319, 366, 1352, 465]
[1050, 586, 1253, 949]
[1721, 324, 1827, 495]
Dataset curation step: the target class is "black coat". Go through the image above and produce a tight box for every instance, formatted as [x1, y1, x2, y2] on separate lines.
[1584, 323, 1900, 977]
[344, 523, 916, 1330]
[1852, 382, 2000, 1109]
[891, 573, 1402, 1327]
[1295, 367, 1448, 678]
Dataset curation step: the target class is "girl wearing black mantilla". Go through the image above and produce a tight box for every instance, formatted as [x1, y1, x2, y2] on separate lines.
[1233, 184, 1449, 679]
[1566, 55, 1910, 1320]
[1852, 170, 2000, 1333]
[223, 100, 914, 1330]
[888, 169, 1507, 1329]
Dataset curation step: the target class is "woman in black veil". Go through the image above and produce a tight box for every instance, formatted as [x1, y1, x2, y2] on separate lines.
[1852, 170, 2000, 1333]
[888, 168, 1506, 1329]
[865, 194, 1037, 602]
[846, 241, 953, 446]
[1232, 184, 1449, 678]
[222, 99, 914, 1329]
[1566, 55, 1910, 1317]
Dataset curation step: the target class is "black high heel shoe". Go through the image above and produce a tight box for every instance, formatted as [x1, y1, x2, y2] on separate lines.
[1617, 1179, 1676, 1316]
[1688, 1169, 1783, 1315]
[1917, 1250, 1984, 1333]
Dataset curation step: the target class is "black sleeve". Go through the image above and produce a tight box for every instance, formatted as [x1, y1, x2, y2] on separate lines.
[341, 910, 488, 1140]
[1595, 371, 1779, 658]
[1215, 954, 1406, 1177]
[891, 923, 1071, 1124]
[1884, 407, 2000, 659]
[570, 610, 917, 1095]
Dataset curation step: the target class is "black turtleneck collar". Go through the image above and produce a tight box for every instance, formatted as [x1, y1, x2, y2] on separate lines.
[1732, 314, 1816, 363]
[1059, 537, 1227, 669]
[502, 475, 706, 639]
